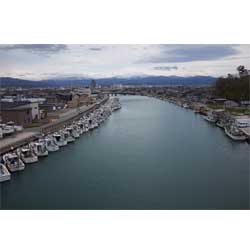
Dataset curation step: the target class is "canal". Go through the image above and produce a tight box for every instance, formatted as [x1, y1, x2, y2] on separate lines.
[0, 95, 249, 209]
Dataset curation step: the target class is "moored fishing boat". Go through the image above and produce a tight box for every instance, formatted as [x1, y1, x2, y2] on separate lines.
[42, 137, 59, 152]
[17, 146, 38, 164]
[30, 141, 49, 157]
[3, 152, 25, 172]
[204, 111, 216, 123]
[216, 120, 225, 129]
[64, 127, 76, 141]
[72, 125, 80, 138]
[88, 118, 94, 130]
[76, 121, 84, 135]
[224, 126, 247, 141]
[53, 132, 68, 147]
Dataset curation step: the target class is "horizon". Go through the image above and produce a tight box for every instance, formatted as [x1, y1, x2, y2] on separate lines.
[0, 44, 249, 80]
[0, 74, 217, 82]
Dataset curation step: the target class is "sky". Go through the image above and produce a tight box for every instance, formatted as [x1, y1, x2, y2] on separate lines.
[0, 44, 249, 80]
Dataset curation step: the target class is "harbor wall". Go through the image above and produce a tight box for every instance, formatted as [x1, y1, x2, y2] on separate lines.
[0, 97, 109, 155]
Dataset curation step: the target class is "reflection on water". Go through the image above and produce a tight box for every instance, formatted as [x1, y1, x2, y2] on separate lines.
[1, 96, 249, 209]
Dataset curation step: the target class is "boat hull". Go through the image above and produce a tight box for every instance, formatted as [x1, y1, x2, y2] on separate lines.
[0, 165, 11, 182]
[36, 151, 49, 157]
[224, 128, 247, 141]
[22, 156, 38, 164]
[46, 145, 59, 152]
[55, 140, 68, 147]
[204, 116, 216, 123]
[7, 164, 25, 172]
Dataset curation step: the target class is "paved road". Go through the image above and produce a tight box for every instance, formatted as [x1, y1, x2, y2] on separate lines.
[0, 98, 108, 154]
[0, 131, 38, 154]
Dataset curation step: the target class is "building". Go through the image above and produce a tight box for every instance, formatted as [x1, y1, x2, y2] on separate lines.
[224, 100, 239, 108]
[90, 80, 97, 92]
[67, 94, 80, 108]
[27, 101, 40, 120]
[0, 102, 32, 126]
[240, 101, 250, 107]
[56, 93, 72, 104]
[234, 117, 250, 128]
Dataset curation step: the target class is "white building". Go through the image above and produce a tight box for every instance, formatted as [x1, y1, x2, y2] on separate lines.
[235, 117, 250, 128]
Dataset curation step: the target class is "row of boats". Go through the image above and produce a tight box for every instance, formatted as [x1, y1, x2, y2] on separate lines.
[0, 98, 122, 183]
[164, 98, 249, 142]
[203, 111, 248, 141]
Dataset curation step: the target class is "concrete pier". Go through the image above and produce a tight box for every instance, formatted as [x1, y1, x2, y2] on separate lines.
[40, 97, 108, 134]
[0, 131, 38, 155]
[0, 97, 109, 155]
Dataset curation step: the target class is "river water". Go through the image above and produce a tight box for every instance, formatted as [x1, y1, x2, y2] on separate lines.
[1, 95, 249, 209]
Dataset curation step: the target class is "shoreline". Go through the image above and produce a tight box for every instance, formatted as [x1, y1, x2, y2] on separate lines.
[0, 96, 109, 155]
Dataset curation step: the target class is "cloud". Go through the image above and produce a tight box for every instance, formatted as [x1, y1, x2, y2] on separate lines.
[89, 47, 103, 51]
[0, 44, 248, 80]
[0, 44, 68, 54]
[142, 45, 238, 63]
[154, 66, 178, 71]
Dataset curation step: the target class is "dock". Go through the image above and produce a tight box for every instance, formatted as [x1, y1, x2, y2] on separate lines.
[0, 97, 109, 155]
[0, 131, 38, 155]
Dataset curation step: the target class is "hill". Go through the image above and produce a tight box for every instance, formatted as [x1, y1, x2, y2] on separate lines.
[0, 75, 216, 88]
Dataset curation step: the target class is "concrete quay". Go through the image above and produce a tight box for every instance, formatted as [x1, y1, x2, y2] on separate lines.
[0, 97, 109, 155]
[0, 131, 38, 155]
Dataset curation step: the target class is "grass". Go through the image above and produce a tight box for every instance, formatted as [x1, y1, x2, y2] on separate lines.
[225, 107, 250, 115]
[207, 103, 224, 110]
[207, 103, 249, 115]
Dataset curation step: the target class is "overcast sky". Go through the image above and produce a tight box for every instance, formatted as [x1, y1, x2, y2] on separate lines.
[0, 44, 249, 80]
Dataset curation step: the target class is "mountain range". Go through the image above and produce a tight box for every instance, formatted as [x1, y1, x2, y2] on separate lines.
[0, 75, 216, 88]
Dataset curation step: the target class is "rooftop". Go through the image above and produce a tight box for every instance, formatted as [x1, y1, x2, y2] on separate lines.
[0, 101, 31, 110]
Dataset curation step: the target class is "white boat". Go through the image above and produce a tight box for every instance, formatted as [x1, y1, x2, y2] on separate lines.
[62, 130, 75, 143]
[71, 126, 80, 138]
[0, 163, 11, 182]
[3, 153, 25, 172]
[76, 122, 83, 135]
[88, 119, 95, 130]
[216, 120, 225, 129]
[0, 127, 3, 139]
[53, 132, 68, 147]
[77, 121, 86, 134]
[204, 112, 216, 123]
[224, 126, 247, 141]
[42, 137, 59, 152]
[17, 146, 38, 164]
[110, 98, 122, 111]
[30, 141, 49, 157]
[89, 123, 95, 130]
[84, 123, 89, 132]
[92, 119, 99, 128]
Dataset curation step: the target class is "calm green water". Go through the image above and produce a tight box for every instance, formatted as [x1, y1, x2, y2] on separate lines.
[1, 95, 249, 209]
